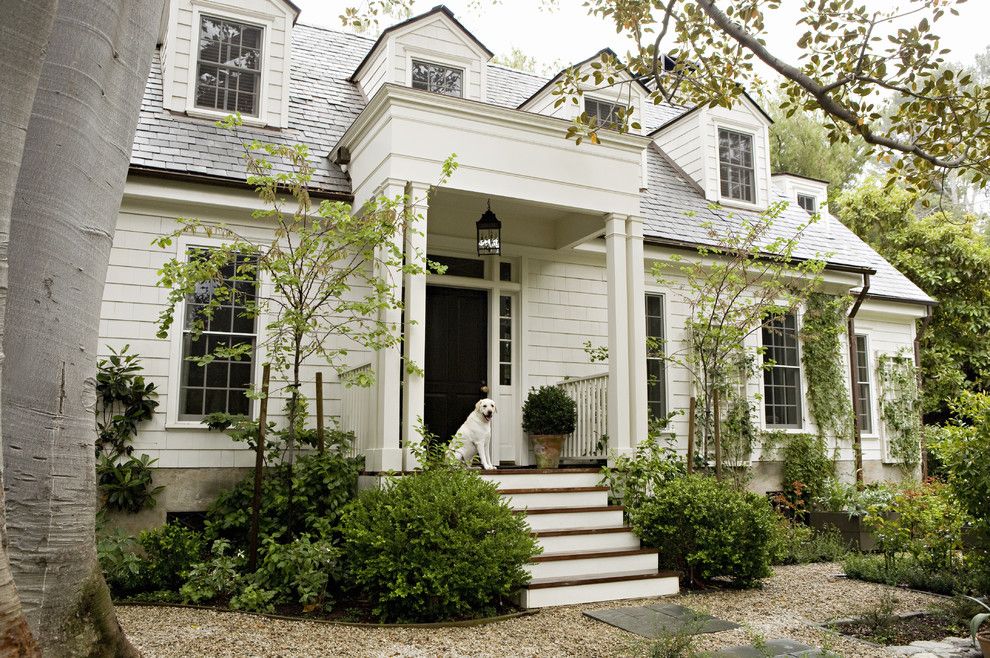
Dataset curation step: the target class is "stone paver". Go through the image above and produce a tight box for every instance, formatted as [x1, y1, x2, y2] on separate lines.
[582, 602, 740, 638]
[706, 638, 834, 657]
[887, 636, 981, 658]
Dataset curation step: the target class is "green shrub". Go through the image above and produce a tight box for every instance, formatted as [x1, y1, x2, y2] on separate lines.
[630, 474, 775, 587]
[599, 433, 686, 512]
[842, 552, 975, 596]
[97, 453, 165, 513]
[813, 477, 897, 516]
[779, 433, 833, 509]
[248, 535, 341, 610]
[521, 385, 576, 435]
[180, 539, 245, 604]
[864, 480, 967, 573]
[97, 530, 146, 597]
[204, 450, 361, 545]
[340, 467, 540, 622]
[768, 515, 849, 565]
[138, 522, 204, 591]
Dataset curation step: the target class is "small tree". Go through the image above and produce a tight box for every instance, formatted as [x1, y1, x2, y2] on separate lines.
[155, 114, 457, 529]
[654, 202, 826, 478]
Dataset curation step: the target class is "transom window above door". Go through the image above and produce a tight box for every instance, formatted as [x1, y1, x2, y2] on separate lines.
[718, 128, 756, 203]
[196, 15, 264, 116]
[411, 60, 464, 97]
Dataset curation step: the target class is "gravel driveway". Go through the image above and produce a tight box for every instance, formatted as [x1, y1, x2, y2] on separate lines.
[117, 563, 945, 657]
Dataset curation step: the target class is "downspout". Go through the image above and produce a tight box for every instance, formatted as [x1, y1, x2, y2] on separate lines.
[915, 304, 934, 479]
[847, 273, 871, 488]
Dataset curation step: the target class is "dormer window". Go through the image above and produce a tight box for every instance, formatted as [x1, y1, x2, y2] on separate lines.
[585, 98, 620, 130]
[718, 128, 755, 203]
[797, 193, 816, 213]
[411, 60, 463, 97]
[196, 15, 263, 116]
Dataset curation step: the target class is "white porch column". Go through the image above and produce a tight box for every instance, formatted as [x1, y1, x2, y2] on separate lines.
[626, 217, 648, 447]
[373, 182, 406, 472]
[605, 214, 633, 460]
[402, 182, 430, 470]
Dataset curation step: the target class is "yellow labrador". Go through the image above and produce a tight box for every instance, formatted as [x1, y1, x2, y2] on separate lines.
[452, 398, 497, 469]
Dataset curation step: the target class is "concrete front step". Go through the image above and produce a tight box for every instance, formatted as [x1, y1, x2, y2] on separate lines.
[499, 486, 609, 510]
[534, 526, 642, 554]
[519, 570, 680, 609]
[520, 506, 625, 532]
[480, 468, 601, 490]
[526, 547, 659, 580]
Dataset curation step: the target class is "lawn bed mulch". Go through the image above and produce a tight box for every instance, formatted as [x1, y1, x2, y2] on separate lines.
[118, 563, 944, 658]
[830, 611, 966, 646]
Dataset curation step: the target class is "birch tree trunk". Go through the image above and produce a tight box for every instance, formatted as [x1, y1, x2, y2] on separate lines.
[2, 0, 161, 654]
[0, 1, 59, 654]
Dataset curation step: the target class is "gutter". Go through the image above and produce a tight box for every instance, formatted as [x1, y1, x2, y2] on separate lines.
[847, 273, 871, 487]
[127, 166, 354, 202]
[915, 304, 935, 478]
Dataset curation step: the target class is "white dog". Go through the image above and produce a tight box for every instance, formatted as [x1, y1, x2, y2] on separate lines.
[451, 398, 497, 470]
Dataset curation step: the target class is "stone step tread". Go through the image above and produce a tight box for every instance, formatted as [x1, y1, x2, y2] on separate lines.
[532, 526, 635, 537]
[498, 486, 608, 494]
[526, 569, 678, 590]
[517, 505, 623, 515]
[480, 467, 600, 474]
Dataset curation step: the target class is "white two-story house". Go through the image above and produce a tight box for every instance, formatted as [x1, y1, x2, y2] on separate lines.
[110, 2, 933, 517]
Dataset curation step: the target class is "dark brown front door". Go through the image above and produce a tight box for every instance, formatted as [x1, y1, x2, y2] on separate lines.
[424, 286, 489, 444]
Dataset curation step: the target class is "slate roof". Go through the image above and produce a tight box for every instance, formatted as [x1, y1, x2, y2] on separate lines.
[129, 22, 932, 304]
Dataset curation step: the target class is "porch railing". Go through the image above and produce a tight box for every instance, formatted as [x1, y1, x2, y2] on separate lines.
[557, 373, 608, 460]
[340, 362, 375, 459]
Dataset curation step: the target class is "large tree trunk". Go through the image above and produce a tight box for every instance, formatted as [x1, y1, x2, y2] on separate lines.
[0, 1, 59, 655]
[2, 0, 161, 654]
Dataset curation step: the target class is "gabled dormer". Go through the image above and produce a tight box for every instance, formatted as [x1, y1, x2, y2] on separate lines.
[651, 93, 773, 209]
[350, 6, 493, 102]
[517, 49, 651, 136]
[159, 0, 299, 128]
[771, 173, 830, 216]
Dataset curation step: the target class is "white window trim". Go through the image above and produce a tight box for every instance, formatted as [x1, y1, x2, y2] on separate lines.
[758, 310, 807, 432]
[644, 290, 671, 420]
[854, 334, 879, 439]
[405, 51, 470, 98]
[165, 234, 265, 430]
[185, 3, 274, 126]
[713, 120, 763, 210]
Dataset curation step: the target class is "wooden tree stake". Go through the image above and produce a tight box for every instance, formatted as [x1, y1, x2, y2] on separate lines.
[686, 396, 696, 474]
[315, 371, 325, 454]
[248, 363, 271, 572]
[713, 389, 723, 480]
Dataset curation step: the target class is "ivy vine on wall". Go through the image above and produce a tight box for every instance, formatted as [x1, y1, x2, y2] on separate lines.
[800, 293, 854, 445]
[877, 350, 922, 467]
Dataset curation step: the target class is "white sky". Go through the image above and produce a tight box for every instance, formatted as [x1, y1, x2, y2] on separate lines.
[294, 0, 990, 79]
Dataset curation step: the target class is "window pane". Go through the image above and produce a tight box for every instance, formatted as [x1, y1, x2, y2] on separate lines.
[196, 15, 262, 117]
[585, 98, 620, 129]
[718, 128, 755, 203]
[428, 254, 484, 278]
[411, 60, 463, 97]
[645, 294, 666, 419]
[798, 194, 816, 213]
[856, 335, 873, 434]
[762, 313, 802, 428]
[499, 261, 512, 282]
[498, 295, 512, 386]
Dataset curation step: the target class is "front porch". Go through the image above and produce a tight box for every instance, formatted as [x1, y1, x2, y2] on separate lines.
[333, 83, 654, 472]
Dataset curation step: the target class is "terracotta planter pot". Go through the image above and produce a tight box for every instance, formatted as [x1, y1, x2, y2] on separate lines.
[529, 434, 565, 469]
[978, 631, 990, 658]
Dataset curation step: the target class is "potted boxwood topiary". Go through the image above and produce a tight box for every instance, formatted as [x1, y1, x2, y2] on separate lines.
[521, 386, 576, 469]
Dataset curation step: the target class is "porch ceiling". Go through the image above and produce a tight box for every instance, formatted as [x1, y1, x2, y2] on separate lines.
[427, 187, 607, 251]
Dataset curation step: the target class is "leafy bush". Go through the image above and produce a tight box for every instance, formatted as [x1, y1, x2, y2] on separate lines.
[521, 385, 576, 435]
[138, 522, 204, 592]
[97, 453, 164, 513]
[864, 480, 967, 573]
[813, 477, 897, 516]
[765, 431, 834, 512]
[205, 449, 361, 545]
[630, 474, 775, 587]
[599, 433, 685, 512]
[229, 583, 278, 613]
[340, 467, 540, 622]
[247, 535, 341, 611]
[768, 515, 849, 565]
[98, 530, 145, 597]
[842, 552, 976, 596]
[180, 539, 245, 604]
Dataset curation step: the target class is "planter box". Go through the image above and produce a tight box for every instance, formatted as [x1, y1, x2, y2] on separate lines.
[809, 511, 882, 552]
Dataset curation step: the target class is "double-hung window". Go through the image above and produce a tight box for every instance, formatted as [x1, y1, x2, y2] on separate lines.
[855, 335, 874, 434]
[411, 60, 463, 97]
[718, 128, 756, 203]
[762, 313, 802, 428]
[645, 294, 667, 420]
[196, 15, 264, 116]
[178, 250, 258, 421]
[585, 98, 621, 130]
